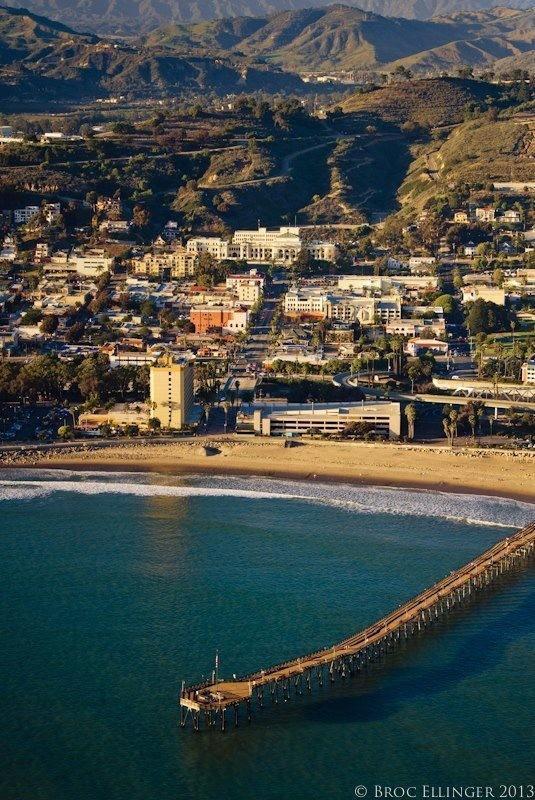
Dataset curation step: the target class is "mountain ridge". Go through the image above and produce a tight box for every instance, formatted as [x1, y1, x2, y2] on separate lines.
[1, 0, 532, 34]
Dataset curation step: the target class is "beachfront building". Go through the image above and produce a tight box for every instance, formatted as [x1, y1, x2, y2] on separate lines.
[252, 401, 401, 439]
[150, 353, 194, 430]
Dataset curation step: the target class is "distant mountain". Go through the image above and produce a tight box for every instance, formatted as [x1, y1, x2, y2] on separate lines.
[0, 6, 305, 101]
[146, 5, 535, 73]
[1, 0, 533, 34]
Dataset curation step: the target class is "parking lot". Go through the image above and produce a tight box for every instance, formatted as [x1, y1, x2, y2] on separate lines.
[0, 404, 74, 442]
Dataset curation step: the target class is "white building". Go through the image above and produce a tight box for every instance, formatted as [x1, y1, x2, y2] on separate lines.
[0, 235, 17, 262]
[44, 248, 115, 278]
[253, 401, 401, 439]
[226, 271, 265, 305]
[14, 206, 39, 225]
[408, 256, 436, 274]
[461, 286, 506, 305]
[386, 318, 446, 337]
[521, 358, 535, 385]
[186, 227, 336, 266]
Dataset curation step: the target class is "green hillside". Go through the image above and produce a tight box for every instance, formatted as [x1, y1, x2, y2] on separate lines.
[398, 113, 534, 215]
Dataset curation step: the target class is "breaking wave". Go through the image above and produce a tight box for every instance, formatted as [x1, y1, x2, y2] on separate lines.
[0, 469, 533, 529]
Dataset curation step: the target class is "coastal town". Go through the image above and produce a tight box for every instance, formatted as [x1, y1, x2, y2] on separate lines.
[1, 1, 534, 797]
[0, 171, 534, 452]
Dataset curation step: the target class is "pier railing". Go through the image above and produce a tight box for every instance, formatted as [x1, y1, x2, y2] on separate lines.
[179, 521, 535, 731]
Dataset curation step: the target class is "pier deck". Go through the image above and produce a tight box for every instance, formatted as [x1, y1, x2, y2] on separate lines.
[180, 521, 535, 730]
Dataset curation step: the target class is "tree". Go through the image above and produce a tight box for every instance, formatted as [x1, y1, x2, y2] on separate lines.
[21, 308, 43, 325]
[148, 417, 161, 432]
[407, 362, 422, 394]
[40, 315, 59, 335]
[452, 267, 463, 290]
[405, 403, 417, 440]
[492, 267, 504, 287]
[464, 400, 485, 443]
[133, 205, 151, 229]
[432, 294, 455, 317]
[57, 425, 74, 440]
[466, 299, 509, 336]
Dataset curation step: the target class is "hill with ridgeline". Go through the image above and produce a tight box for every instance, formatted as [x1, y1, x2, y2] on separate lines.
[1, 0, 532, 34]
[0, 3, 532, 103]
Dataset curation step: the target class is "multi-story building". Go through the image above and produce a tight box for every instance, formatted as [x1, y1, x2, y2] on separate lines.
[454, 211, 470, 224]
[0, 235, 17, 262]
[475, 207, 496, 223]
[14, 206, 39, 225]
[186, 227, 336, 266]
[253, 401, 401, 439]
[186, 237, 233, 260]
[225, 271, 265, 305]
[189, 305, 249, 334]
[35, 242, 50, 263]
[500, 209, 522, 224]
[284, 289, 400, 325]
[44, 248, 115, 278]
[150, 353, 194, 429]
[521, 358, 535, 385]
[337, 275, 438, 293]
[132, 247, 197, 279]
[283, 289, 329, 319]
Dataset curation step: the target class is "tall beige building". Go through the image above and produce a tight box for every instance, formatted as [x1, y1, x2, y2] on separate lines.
[150, 354, 194, 429]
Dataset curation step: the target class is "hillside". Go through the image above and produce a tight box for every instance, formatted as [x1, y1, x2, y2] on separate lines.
[145, 5, 534, 75]
[0, 4, 97, 64]
[398, 113, 534, 215]
[0, 6, 305, 101]
[1, 0, 532, 34]
[339, 77, 504, 126]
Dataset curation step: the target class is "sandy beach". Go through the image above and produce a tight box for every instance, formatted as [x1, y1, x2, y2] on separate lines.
[5, 437, 535, 504]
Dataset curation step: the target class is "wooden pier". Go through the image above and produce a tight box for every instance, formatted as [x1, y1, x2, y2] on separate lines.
[179, 521, 535, 731]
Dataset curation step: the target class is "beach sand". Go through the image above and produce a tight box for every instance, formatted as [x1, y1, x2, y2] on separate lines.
[10, 438, 535, 504]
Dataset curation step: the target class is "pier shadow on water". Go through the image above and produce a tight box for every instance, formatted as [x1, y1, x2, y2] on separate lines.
[301, 575, 534, 727]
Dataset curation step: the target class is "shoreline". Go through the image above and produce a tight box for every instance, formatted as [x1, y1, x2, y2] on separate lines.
[3, 438, 535, 505]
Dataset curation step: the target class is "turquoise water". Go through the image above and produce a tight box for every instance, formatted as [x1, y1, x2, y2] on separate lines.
[1, 471, 534, 800]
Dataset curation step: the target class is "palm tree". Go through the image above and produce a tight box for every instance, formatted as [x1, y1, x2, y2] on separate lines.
[405, 403, 417, 440]
[223, 400, 231, 433]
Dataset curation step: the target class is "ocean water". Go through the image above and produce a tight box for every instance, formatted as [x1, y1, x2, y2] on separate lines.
[1, 470, 534, 800]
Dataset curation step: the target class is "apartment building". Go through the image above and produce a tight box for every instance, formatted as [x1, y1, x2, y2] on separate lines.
[150, 353, 194, 429]
[475, 207, 496, 223]
[132, 246, 197, 279]
[225, 271, 265, 305]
